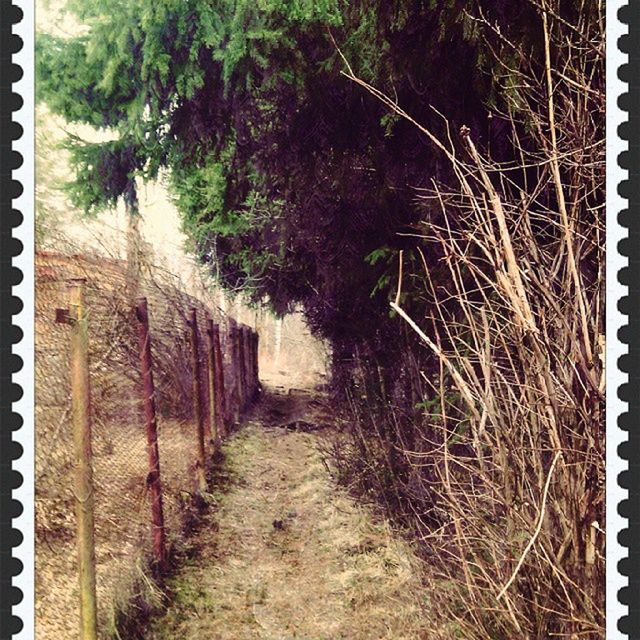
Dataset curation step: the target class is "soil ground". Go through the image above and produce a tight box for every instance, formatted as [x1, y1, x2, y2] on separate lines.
[144, 386, 431, 640]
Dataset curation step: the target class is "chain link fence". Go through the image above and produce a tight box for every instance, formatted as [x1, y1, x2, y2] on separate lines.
[35, 250, 259, 640]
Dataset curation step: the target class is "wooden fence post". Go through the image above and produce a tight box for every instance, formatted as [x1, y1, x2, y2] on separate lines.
[135, 298, 167, 572]
[252, 330, 260, 399]
[247, 329, 255, 401]
[238, 326, 248, 411]
[59, 278, 98, 640]
[247, 330, 254, 400]
[212, 323, 227, 439]
[188, 308, 207, 492]
[246, 328, 253, 402]
[205, 317, 218, 447]
[228, 319, 240, 425]
[244, 328, 252, 401]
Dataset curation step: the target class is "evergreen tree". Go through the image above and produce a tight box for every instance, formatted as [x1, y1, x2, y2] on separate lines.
[36, 0, 518, 349]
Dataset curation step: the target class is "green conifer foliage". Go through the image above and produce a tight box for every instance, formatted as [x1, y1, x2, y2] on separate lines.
[37, 0, 503, 334]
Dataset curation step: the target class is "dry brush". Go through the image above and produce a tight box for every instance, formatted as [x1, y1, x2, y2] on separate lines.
[335, 2, 604, 637]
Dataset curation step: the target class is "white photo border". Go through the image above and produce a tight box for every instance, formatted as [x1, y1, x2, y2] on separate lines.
[605, 0, 628, 636]
[13, 0, 35, 638]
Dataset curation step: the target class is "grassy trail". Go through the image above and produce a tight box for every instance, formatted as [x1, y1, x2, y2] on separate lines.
[144, 388, 430, 640]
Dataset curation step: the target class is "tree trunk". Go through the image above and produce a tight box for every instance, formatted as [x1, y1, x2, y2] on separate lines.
[125, 205, 142, 302]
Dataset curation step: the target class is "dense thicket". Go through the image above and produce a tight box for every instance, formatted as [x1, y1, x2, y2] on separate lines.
[38, 1, 604, 637]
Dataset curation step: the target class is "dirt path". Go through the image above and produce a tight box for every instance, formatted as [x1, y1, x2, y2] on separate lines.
[145, 388, 431, 640]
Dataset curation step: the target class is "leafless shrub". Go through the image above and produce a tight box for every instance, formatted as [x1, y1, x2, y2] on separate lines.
[337, 2, 604, 637]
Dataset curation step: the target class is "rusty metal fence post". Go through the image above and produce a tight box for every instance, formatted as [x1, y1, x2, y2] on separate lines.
[188, 308, 207, 492]
[212, 322, 227, 439]
[57, 278, 98, 640]
[205, 317, 218, 447]
[135, 298, 167, 572]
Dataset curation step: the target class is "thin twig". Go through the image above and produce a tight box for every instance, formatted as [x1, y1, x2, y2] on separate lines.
[497, 451, 561, 600]
[394, 250, 404, 307]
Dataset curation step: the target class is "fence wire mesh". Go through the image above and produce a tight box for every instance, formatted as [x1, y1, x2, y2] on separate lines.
[35, 250, 252, 640]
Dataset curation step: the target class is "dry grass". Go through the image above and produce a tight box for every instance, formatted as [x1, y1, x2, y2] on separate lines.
[35, 251, 233, 640]
[35, 417, 203, 640]
[146, 389, 433, 640]
[34, 250, 328, 640]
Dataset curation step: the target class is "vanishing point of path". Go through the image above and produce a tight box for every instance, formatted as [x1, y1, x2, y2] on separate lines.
[145, 387, 431, 640]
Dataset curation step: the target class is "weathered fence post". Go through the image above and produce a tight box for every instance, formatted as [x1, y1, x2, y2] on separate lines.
[188, 308, 207, 492]
[58, 278, 98, 640]
[239, 326, 248, 411]
[252, 330, 260, 399]
[244, 328, 252, 401]
[247, 330, 254, 400]
[205, 317, 218, 447]
[135, 298, 167, 572]
[248, 329, 255, 400]
[212, 322, 227, 439]
[228, 319, 241, 425]
[245, 327, 253, 402]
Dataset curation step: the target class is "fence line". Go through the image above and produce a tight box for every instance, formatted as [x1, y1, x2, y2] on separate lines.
[37, 260, 261, 640]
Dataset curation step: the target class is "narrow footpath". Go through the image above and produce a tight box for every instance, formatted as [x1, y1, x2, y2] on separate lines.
[145, 387, 431, 640]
